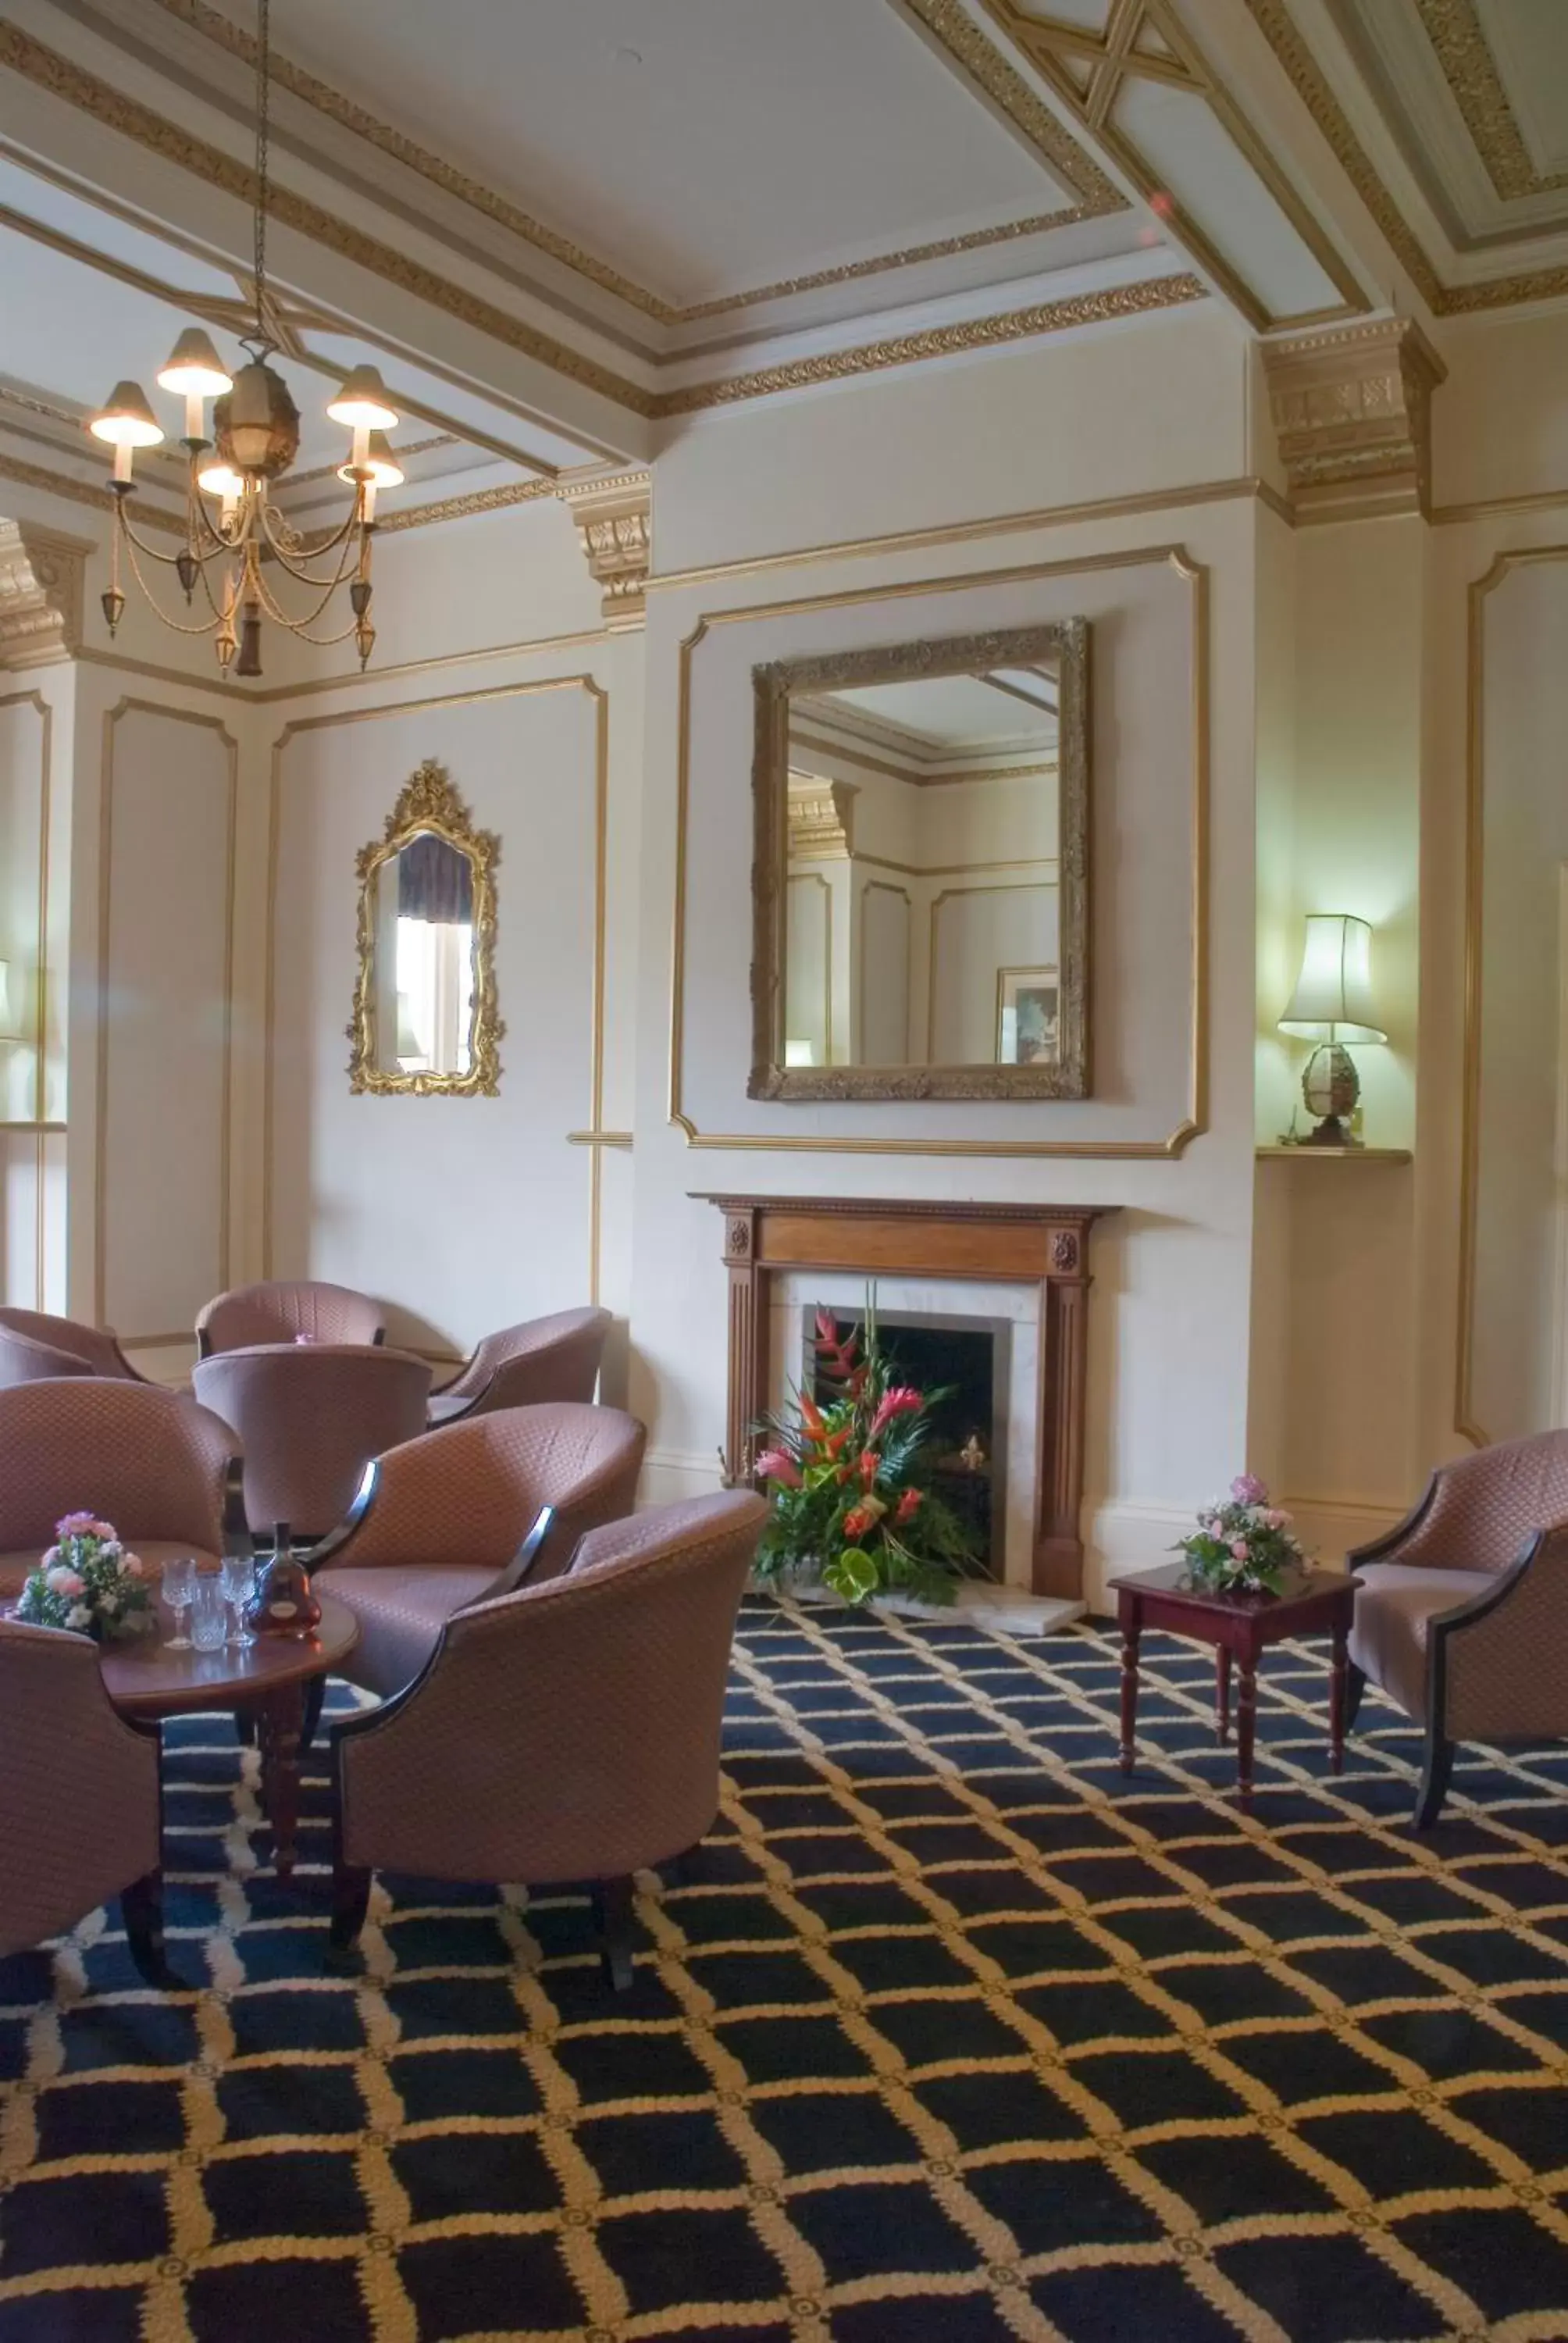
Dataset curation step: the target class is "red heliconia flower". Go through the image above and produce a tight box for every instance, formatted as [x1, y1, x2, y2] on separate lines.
[798, 1387, 826, 1443]
[824, 1423, 852, 1459]
[858, 1449, 881, 1489]
[895, 1487, 923, 1525]
[869, 1385, 924, 1440]
[755, 1448, 802, 1489]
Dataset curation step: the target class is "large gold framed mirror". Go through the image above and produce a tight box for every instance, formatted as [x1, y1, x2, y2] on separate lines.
[347, 759, 502, 1096]
[750, 619, 1089, 1101]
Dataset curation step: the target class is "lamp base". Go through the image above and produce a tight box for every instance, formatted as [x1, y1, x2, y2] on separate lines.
[1299, 1115, 1360, 1148]
[1300, 1041, 1360, 1147]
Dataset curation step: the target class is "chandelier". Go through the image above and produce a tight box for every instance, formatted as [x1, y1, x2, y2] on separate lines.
[86, 0, 400, 677]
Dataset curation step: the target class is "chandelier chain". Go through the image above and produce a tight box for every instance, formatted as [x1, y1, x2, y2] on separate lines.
[253, 0, 270, 345]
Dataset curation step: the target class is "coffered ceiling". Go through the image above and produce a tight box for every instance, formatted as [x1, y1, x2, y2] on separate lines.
[0, 0, 1563, 534]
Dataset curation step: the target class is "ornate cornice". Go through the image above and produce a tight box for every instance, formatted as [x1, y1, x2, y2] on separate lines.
[0, 518, 89, 669]
[560, 471, 652, 630]
[1262, 317, 1446, 521]
[0, 449, 184, 539]
[786, 779, 857, 862]
[1412, 0, 1568, 202]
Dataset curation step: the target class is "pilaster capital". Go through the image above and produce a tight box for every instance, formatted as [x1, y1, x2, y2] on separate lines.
[559, 469, 651, 632]
[0, 519, 89, 669]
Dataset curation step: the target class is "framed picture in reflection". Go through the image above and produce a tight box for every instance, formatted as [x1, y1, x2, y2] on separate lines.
[996, 967, 1060, 1066]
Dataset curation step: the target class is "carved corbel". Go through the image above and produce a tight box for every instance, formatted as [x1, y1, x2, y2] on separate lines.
[1262, 318, 1446, 522]
[559, 469, 651, 632]
[786, 777, 856, 862]
[0, 519, 89, 669]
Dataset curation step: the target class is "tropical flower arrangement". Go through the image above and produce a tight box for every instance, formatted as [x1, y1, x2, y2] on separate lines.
[1174, 1474, 1308, 1597]
[13, 1514, 152, 1643]
[752, 1300, 976, 1607]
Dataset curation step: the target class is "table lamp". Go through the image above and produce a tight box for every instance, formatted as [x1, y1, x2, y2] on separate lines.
[1278, 913, 1385, 1146]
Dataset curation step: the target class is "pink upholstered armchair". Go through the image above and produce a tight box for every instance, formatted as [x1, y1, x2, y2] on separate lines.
[0, 1616, 172, 1983]
[328, 1490, 766, 1985]
[1347, 1429, 1568, 1824]
[197, 1279, 386, 1358]
[0, 1307, 150, 1389]
[308, 1400, 648, 1702]
[426, 1307, 612, 1425]
[192, 1343, 431, 1543]
[0, 1378, 245, 1599]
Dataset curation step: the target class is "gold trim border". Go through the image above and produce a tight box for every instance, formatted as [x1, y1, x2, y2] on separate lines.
[94, 698, 237, 1331]
[668, 544, 1207, 1158]
[1454, 544, 1568, 1445]
[0, 690, 52, 1308]
[263, 676, 610, 1301]
[1412, 0, 1568, 203]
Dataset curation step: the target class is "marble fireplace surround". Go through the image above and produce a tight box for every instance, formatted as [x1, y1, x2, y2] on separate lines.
[697, 1195, 1114, 1603]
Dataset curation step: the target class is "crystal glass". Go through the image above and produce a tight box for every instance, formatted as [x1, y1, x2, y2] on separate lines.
[162, 1554, 197, 1649]
[220, 1553, 256, 1648]
[190, 1576, 228, 1654]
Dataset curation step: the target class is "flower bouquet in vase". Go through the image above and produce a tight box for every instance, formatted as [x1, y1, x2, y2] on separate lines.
[1174, 1475, 1309, 1597]
[751, 1295, 976, 1608]
[13, 1514, 152, 1642]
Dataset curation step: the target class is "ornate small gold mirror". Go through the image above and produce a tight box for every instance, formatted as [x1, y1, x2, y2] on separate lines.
[347, 759, 502, 1096]
[750, 619, 1089, 1101]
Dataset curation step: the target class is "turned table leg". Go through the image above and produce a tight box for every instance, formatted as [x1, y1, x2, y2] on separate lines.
[1118, 1602, 1142, 1774]
[1329, 1619, 1349, 1775]
[1215, 1648, 1232, 1745]
[1235, 1656, 1258, 1809]
[257, 1679, 309, 1880]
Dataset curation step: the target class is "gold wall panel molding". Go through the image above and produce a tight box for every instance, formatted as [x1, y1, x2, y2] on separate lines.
[0, 688, 52, 1307]
[94, 698, 237, 1329]
[153, 0, 1117, 323]
[560, 471, 651, 630]
[654, 274, 1209, 414]
[964, 0, 1367, 330]
[1240, 0, 1568, 313]
[1411, 0, 1568, 202]
[786, 780, 857, 863]
[263, 674, 610, 1300]
[1454, 542, 1568, 1446]
[1262, 316, 1446, 522]
[785, 871, 836, 1065]
[856, 881, 914, 1064]
[668, 544, 1207, 1157]
[0, 519, 87, 670]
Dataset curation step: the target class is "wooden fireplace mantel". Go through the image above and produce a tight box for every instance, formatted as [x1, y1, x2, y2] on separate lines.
[695, 1193, 1116, 1601]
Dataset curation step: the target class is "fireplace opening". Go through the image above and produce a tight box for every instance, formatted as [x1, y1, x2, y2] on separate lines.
[809, 1310, 1012, 1576]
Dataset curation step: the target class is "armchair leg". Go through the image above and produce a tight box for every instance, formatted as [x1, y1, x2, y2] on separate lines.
[327, 1863, 372, 1970]
[1344, 1663, 1367, 1732]
[1415, 1734, 1456, 1829]
[591, 1875, 637, 1992]
[122, 1869, 179, 1989]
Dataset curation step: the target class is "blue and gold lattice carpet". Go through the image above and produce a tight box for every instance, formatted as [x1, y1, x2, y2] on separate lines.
[2, 1601, 1568, 2341]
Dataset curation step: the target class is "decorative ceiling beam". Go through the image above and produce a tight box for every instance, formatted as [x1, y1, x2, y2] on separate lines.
[1262, 316, 1446, 522]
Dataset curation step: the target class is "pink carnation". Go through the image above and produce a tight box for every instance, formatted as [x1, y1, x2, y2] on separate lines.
[120, 1553, 144, 1577]
[55, 1511, 97, 1536]
[45, 1566, 86, 1599]
[755, 1447, 802, 1489]
[1229, 1540, 1249, 1563]
[90, 1520, 118, 1541]
[1231, 1473, 1268, 1507]
[1263, 1507, 1289, 1531]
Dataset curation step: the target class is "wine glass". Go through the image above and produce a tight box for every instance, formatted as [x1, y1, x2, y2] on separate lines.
[191, 1577, 227, 1654]
[221, 1553, 256, 1649]
[162, 1555, 197, 1649]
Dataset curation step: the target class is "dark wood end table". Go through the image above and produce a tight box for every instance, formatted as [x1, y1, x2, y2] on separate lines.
[100, 1594, 359, 1878]
[1109, 1562, 1359, 1807]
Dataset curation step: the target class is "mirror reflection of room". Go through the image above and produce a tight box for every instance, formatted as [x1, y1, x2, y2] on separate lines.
[782, 663, 1059, 1069]
[374, 832, 476, 1079]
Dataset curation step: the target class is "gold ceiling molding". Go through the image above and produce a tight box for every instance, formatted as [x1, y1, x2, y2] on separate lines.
[372, 476, 559, 535]
[154, 0, 1118, 323]
[0, 518, 87, 669]
[1412, 0, 1568, 201]
[1241, 0, 1568, 313]
[0, 21, 655, 419]
[1262, 316, 1445, 521]
[654, 273, 1209, 415]
[0, 448, 185, 539]
[968, 0, 1368, 330]
[559, 471, 652, 631]
[889, 0, 1124, 211]
[786, 779, 857, 863]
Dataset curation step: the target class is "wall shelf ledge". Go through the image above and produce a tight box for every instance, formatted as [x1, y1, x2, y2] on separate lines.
[1256, 1145, 1412, 1163]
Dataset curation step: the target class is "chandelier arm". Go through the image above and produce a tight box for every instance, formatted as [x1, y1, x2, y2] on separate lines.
[256, 518, 365, 600]
[248, 551, 362, 633]
[119, 528, 229, 639]
[116, 509, 202, 569]
[258, 499, 362, 572]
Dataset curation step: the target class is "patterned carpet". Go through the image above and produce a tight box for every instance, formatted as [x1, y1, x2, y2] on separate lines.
[2, 1599, 1568, 2342]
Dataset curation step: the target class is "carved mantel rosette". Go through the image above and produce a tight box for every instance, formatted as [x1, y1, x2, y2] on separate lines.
[1262, 318, 1446, 523]
[0, 519, 89, 670]
[560, 469, 651, 633]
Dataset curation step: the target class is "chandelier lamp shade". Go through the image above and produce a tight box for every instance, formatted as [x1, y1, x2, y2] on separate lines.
[84, 0, 401, 679]
[1278, 912, 1388, 1147]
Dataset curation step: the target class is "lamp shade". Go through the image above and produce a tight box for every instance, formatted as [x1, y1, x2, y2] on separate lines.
[1278, 913, 1386, 1043]
[337, 430, 404, 489]
[327, 365, 398, 431]
[156, 329, 232, 399]
[87, 382, 165, 448]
